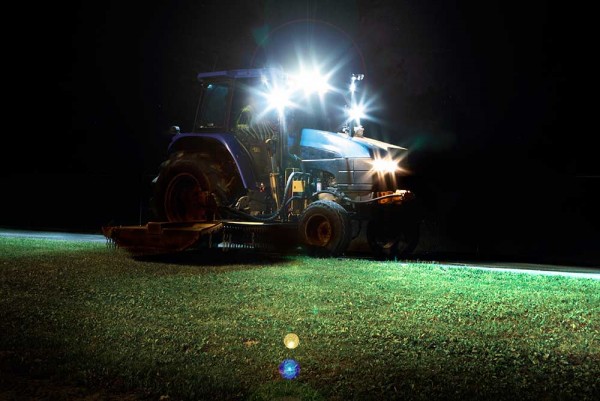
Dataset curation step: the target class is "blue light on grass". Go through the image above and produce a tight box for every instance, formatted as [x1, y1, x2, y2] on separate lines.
[279, 359, 300, 380]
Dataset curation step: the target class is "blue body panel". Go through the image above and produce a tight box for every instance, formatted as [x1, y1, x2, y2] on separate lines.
[299, 129, 371, 158]
[300, 128, 406, 159]
[168, 133, 258, 190]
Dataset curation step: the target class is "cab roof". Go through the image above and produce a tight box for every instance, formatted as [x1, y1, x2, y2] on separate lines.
[196, 68, 283, 81]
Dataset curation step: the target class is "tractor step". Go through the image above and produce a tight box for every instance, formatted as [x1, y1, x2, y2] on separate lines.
[221, 220, 298, 252]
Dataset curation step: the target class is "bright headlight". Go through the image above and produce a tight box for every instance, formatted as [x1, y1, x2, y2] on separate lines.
[266, 87, 291, 113]
[264, 66, 330, 113]
[289, 68, 330, 96]
[348, 104, 365, 123]
[302, 70, 330, 95]
[371, 159, 398, 173]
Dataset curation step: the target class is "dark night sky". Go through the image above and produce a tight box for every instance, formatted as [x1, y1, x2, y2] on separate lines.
[11, 0, 592, 175]
[3, 1, 598, 262]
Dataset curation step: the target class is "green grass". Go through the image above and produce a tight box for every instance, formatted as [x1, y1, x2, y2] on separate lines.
[0, 237, 599, 401]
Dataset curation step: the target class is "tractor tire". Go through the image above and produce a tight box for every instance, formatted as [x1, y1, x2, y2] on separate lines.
[298, 200, 351, 257]
[153, 153, 241, 222]
[367, 218, 420, 260]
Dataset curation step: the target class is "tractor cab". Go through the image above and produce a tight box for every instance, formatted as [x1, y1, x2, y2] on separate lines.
[192, 68, 347, 178]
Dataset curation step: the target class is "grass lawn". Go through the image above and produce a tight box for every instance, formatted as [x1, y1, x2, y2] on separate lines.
[0, 237, 598, 400]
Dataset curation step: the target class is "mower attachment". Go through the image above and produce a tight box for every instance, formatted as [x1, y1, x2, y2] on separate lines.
[102, 221, 223, 255]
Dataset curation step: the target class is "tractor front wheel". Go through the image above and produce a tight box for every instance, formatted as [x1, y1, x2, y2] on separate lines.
[298, 200, 351, 257]
[367, 218, 420, 260]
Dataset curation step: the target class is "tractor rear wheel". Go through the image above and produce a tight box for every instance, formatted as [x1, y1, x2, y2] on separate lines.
[153, 153, 241, 222]
[298, 200, 351, 257]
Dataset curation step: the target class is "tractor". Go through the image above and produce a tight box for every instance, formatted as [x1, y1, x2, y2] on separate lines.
[103, 67, 421, 258]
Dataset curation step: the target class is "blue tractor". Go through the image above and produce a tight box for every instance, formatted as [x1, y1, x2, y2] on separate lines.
[103, 68, 421, 259]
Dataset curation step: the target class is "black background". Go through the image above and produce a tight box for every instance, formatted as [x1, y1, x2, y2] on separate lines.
[2, 1, 598, 264]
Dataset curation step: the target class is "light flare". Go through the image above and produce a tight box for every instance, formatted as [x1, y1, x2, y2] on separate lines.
[278, 359, 300, 380]
[283, 333, 299, 349]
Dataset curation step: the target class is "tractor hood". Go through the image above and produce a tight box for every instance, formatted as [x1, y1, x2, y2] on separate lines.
[299, 128, 406, 160]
